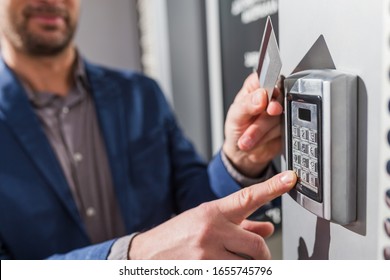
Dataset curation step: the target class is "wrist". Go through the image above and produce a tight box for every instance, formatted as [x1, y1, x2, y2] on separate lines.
[221, 150, 272, 187]
[128, 232, 144, 260]
[222, 144, 268, 178]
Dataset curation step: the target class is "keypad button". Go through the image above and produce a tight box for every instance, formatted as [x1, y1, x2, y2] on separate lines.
[309, 145, 317, 158]
[309, 174, 318, 188]
[301, 157, 309, 169]
[293, 167, 301, 178]
[293, 154, 301, 165]
[309, 130, 317, 143]
[292, 126, 299, 138]
[300, 128, 308, 141]
[301, 143, 309, 155]
[293, 139, 300, 151]
[309, 160, 318, 173]
[386, 189, 390, 208]
[300, 170, 308, 183]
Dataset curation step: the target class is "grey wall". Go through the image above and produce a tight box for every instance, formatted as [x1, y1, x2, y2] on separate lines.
[280, 0, 385, 259]
[166, 0, 212, 160]
[75, 0, 141, 71]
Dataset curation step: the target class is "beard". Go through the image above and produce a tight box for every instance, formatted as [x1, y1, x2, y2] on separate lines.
[8, 3, 77, 56]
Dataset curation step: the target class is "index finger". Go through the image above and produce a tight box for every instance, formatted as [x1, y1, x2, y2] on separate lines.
[216, 171, 297, 224]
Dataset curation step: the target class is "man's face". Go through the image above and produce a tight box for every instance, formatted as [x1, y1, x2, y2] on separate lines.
[0, 0, 80, 56]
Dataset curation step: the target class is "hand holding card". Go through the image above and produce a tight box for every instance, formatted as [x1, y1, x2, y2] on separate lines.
[257, 16, 282, 102]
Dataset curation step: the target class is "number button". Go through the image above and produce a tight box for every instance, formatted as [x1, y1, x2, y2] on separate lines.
[309, 174, 318, 188]
[309, 145, 317, 158]
[309, 160, 318, 173]
[301, 143, 309, 155]
[293, 139, 300, 151]
[300, 128, 308, 141]
[300, 170, 308, 183]
[292, 126, 299, 138]
[293, 153, 301, 165]
[293, 167, 301, 178]
[309, 130, 317, 143]
[301, 157, 309, 169]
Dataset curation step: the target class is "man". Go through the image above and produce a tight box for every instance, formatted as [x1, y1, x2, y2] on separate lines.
[0, 0, 294, 260]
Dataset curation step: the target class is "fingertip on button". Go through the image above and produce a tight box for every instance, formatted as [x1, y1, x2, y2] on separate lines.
[280, 170, 297, 186]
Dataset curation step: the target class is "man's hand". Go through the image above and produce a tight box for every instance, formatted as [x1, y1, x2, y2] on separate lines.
[223, 73, 284, 177]
[129, 171, 296, 260]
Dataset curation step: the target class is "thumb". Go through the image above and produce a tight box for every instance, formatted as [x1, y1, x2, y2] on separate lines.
[216, 171, 296, 224]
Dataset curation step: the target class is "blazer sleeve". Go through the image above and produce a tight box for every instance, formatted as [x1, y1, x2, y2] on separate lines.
[46, 240, 115, 260]
[0, 239, 11, 260]
[208, 151, 242, 197]
[0, 237, 115, 260]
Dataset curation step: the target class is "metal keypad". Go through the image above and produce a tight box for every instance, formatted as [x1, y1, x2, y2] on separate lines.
[292, 125, 319, 193]
[291, 101, 320, 194]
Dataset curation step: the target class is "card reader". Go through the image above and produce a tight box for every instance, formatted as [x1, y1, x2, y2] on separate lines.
[284, 69, 357, 225]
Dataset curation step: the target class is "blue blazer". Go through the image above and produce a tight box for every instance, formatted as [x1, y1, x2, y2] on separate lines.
[0, 58, 242, 259]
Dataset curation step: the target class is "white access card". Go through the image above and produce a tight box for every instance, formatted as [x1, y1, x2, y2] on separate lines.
[256, 16, 282, 101]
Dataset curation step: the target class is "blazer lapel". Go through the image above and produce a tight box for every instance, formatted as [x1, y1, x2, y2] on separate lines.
[85, 62, 133, 229]
[0, 60, 86, 235]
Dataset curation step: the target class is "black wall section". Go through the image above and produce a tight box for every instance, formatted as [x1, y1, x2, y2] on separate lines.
[219, 0, 279, 116]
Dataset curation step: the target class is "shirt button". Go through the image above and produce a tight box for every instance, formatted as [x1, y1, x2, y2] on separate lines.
[73, 152, 83, 162]
[86, 207, 96, 217]
[62, 106, 70, 114]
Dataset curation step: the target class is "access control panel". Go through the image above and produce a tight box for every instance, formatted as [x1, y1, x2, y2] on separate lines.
[284, 69, 357, 225]
[290, 99, 322, 202]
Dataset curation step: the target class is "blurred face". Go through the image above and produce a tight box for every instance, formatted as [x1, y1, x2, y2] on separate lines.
[0, 0, 80, 56]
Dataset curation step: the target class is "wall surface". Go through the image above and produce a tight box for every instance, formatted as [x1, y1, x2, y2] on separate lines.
[75, 0, 141, 71]
[166, 0, 212, 160]
[280, 0, 389, 259]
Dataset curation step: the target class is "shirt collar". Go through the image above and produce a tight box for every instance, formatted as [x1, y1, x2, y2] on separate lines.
[24, 52, 89, 108]
[74, 54, 90, 93]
